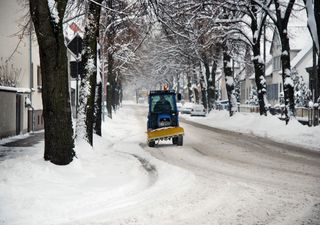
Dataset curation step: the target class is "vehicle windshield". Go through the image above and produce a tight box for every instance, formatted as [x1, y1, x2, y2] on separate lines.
[150, 94, 175, 113]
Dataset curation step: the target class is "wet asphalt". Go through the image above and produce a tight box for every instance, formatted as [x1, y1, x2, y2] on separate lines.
[0, 131, 44, 161]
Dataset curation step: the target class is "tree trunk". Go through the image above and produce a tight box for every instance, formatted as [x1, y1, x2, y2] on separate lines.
[77, 0, 102, 145]
[112, 77, 119, 111]
[273, 0, 296, 123]
[117, 79, 123, 106]
[94, 82, 102, 136]
[120, 81, 123, 105]
[106, 51, 114, 118]
[105, 0, 115, 118]
[29, 0, 74, 165]
[223, 49, 237, 117]
[252, 43, 267, 116]
[251, 1, 267, 116]
[202, 57, 216, 112]
[187, 76, 193, 102]
[208, 61, 217, 111]
[199, 62, 207, 109]
[280, 32, 295, 121]
[200, 75, 207, 109]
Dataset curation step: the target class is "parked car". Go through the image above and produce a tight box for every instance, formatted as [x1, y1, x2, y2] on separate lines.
[191, 104, 206, 116]
[137, 97, 145, 104]
[181, 102, 195, 114]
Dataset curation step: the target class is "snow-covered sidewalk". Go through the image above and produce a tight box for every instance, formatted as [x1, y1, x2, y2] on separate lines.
[181, 110, 320, 151]
[0, 104, 193, 225]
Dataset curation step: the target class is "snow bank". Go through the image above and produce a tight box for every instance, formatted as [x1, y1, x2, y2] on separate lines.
[0, 103, 193, 225]
[182, 110, 320, 151]
[0, 142, 145, 225]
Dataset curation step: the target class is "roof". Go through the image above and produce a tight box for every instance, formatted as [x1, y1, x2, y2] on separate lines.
[248, 58, 273, 79]
[270, 25, 311, 54]
[237, 68, 246, 81]
[0, 86, 17, 92]
[287, 26, 312, 50]
[0, 86, 31, 93]
[291, 42, 313, 68]
[215, 69, 222, 82]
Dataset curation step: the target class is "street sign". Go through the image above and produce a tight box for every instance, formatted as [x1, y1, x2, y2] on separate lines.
[67, 34, 83, 56]
[70, 61, 84, 78]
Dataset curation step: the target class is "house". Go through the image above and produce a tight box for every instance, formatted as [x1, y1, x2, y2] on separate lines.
[240, 24, 316, 107]
[0, 0, 43, 138]
[265, 25, 313, 106]
[218, 59, 241, 101]
[239, 67, 254, 104]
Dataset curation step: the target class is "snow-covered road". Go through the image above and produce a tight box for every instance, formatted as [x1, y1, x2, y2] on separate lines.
[145, 122, 320, 225]
[97, 104, 320, 225]
[131, 104, 320, 225]
[1, 103, 320, 225]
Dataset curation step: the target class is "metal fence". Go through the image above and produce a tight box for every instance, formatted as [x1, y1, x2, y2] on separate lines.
[237, 105, 319, 126]
[238, 105, 260, 113]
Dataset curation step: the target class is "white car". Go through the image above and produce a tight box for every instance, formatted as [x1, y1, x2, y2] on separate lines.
[137, 97, 145, 104]
[181, 102, 195, 114]
[190, 104, 206, 116]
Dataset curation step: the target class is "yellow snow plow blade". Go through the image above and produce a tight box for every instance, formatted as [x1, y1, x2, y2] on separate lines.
[147, 127, 184, 141]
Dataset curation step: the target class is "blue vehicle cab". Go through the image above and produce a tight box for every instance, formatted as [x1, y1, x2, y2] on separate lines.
[147, 90, 184, 147]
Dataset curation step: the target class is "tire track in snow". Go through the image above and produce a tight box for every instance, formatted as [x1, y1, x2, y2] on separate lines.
[131, 154, 158, 186]
[118, 150, 158, 188]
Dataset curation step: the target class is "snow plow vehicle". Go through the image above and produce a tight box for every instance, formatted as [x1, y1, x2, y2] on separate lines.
[147, 90, 184, 147]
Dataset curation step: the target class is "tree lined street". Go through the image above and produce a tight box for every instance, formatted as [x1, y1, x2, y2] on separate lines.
[1, 0, 320, 224]
[14, 0, 318, 165]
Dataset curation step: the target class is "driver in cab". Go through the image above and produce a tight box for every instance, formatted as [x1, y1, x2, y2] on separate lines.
[154, 95, 172, 113]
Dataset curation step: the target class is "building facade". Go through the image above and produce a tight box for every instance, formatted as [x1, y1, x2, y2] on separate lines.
[0, 0, 43, 138]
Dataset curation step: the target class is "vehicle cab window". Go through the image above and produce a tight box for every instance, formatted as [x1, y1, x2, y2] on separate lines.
[151, 94, 175, 113]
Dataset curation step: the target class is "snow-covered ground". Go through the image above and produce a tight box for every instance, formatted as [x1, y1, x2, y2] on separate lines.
[181, 110, 320, 151]
[0, 103, 193, 225]
[0, 102, 319, 225]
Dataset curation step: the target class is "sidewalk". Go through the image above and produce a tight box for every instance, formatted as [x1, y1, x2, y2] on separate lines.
[0, 131, 44, 160]
[1, 131, 44, 147]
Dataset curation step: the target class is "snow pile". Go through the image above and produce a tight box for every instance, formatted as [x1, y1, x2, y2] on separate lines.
[0, 105, 194, 225]
[0, 141, 144, 225]
[182, 110, 320, 151]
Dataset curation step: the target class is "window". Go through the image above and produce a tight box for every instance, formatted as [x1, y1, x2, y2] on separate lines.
[37, 65, 42, 89]
[151, 94, 174, 113]
[273, 56, 281, 71]
[266, 84, 279, 101]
